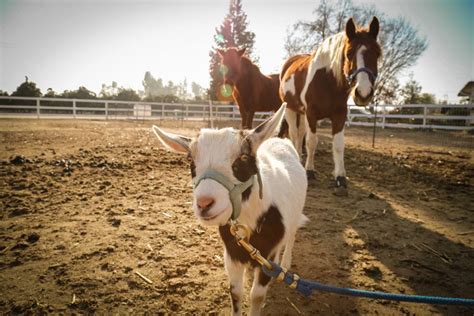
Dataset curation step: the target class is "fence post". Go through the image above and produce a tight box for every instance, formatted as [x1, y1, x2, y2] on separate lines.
[161, 104, 165, 120]
[209, 99, 214, 128]
[423, 105, 427, 127]
[73, 100, 76, 119]
[36, 98, 40, 119]
[382, 104, 386, 129]
[185, 104, 188, 120]
[105, 102, 108, 120]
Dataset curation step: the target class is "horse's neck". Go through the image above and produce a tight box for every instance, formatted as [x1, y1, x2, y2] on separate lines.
[236, 58, 266, 86]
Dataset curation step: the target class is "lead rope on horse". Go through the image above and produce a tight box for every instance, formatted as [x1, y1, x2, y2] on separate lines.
[229, 221, 474, 306]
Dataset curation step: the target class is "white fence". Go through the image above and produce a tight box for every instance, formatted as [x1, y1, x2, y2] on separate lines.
[347, 104, 474, 131]
[0, 96, 472, 131]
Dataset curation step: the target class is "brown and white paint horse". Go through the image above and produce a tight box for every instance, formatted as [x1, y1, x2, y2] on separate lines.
[280, 17, 381, 195]
[218, 47, 282, 129]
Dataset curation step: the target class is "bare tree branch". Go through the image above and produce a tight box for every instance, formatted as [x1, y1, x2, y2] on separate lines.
[284, 0, 428, 104]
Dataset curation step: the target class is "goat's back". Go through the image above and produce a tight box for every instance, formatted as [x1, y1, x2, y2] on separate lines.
[257, 137, 307, 227]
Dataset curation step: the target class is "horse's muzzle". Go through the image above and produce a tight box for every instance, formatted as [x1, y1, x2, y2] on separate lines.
[353, 88, 374, 106]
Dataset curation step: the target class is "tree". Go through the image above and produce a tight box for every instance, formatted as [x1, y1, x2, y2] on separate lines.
[142, 72, 164, 98]
[177, 78, 190, 100]
[142, 72, 182, 99]
[191, 82, 205, 100]
[115, 88, 140, 101]
[400, 73, 422, 105]
[398, 74, 435, 117]
[99, 81, 119, 99]
[61, 86, 96, 99]
[209, 0, 256, 100]
[11, 77, 42, 97]
[44, 88, 59, 98]
[375, 76, 400, 105]
[417, 93, 436, 105]
[285, 0, 428, 104]
[163, 81, 178, 96]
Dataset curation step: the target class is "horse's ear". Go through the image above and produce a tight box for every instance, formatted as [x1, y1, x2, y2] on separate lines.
[345, 18, 356, 41]
[217, 49, 225, 58]
[369, 16, 379, 39]
[237, 47, 246, 57]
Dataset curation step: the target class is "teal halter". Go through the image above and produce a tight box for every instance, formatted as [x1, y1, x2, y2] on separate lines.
[193, 169, 260, 221]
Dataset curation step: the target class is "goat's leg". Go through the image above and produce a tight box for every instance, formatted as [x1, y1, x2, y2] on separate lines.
[249, 266, 272, 316]
[224, 251, 245, 316]
[281, 231, 296, 269]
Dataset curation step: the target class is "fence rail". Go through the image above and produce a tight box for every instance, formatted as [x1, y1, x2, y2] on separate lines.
[0, 96, 473, 131]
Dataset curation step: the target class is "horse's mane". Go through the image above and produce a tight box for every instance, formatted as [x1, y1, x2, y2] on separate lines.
[240, 56, 261, 75]
[316, 32, 347, 87]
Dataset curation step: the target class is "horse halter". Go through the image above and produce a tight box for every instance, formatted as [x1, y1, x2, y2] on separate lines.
[346, 67, 377, 85]
[193, 168, 263, 221]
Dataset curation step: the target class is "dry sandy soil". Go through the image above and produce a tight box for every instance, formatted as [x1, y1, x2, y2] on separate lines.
[0, 118, 473, 315]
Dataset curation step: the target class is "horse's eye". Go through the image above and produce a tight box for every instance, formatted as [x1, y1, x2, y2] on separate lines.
[240, 154, 248, 162]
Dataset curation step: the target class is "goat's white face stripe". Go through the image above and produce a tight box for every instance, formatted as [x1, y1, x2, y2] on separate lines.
[355, 45, 372, 98]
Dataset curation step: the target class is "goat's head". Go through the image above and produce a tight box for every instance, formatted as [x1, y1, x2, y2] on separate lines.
[152, 104, 287, 226]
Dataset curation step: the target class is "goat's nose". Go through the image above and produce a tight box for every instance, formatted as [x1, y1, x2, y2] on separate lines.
[197, 196, 215, 213]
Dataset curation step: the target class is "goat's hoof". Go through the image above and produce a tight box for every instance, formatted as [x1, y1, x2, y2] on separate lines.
[334, 176, 348, 196]
[306, 170, 316, 180]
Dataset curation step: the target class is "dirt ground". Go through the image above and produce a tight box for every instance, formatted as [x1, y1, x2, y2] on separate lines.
[0, 118, 473, 315]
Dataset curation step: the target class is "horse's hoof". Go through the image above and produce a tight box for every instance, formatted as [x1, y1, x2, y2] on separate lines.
[334, 186, 348, 196]
[306, 170, 316, 180]
[334, 176, 348, 196]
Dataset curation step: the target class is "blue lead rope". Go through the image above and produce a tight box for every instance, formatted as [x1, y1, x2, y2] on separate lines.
[261, 260, 474, 306]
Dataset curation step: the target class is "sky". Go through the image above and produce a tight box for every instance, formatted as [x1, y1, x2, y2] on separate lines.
[0, 0, 472, 102]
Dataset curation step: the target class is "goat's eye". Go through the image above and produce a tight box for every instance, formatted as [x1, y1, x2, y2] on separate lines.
[232, 154, 257, 182]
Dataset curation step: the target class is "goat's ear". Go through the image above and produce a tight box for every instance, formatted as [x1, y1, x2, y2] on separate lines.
[152, 125, 191, 154]
[246, 103, 286, 151]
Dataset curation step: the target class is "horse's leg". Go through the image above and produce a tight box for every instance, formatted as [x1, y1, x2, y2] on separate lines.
[305, 113, 318, 180]
[225, 250, 245, 316]
[331, 117, 348, 196]
[246, 111, 255, 129]
[284, 109, 303, 157]
[239, 110, 247, 129]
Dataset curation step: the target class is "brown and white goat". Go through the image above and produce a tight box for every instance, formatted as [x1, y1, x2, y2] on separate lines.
[152, 105, 307, 315]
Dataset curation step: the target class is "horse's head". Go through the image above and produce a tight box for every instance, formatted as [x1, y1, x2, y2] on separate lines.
[217, 47, 246, 85]
[344, 17, 382, 106]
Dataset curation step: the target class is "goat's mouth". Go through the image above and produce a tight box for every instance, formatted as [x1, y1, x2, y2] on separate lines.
[201, 213, 220, 221]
